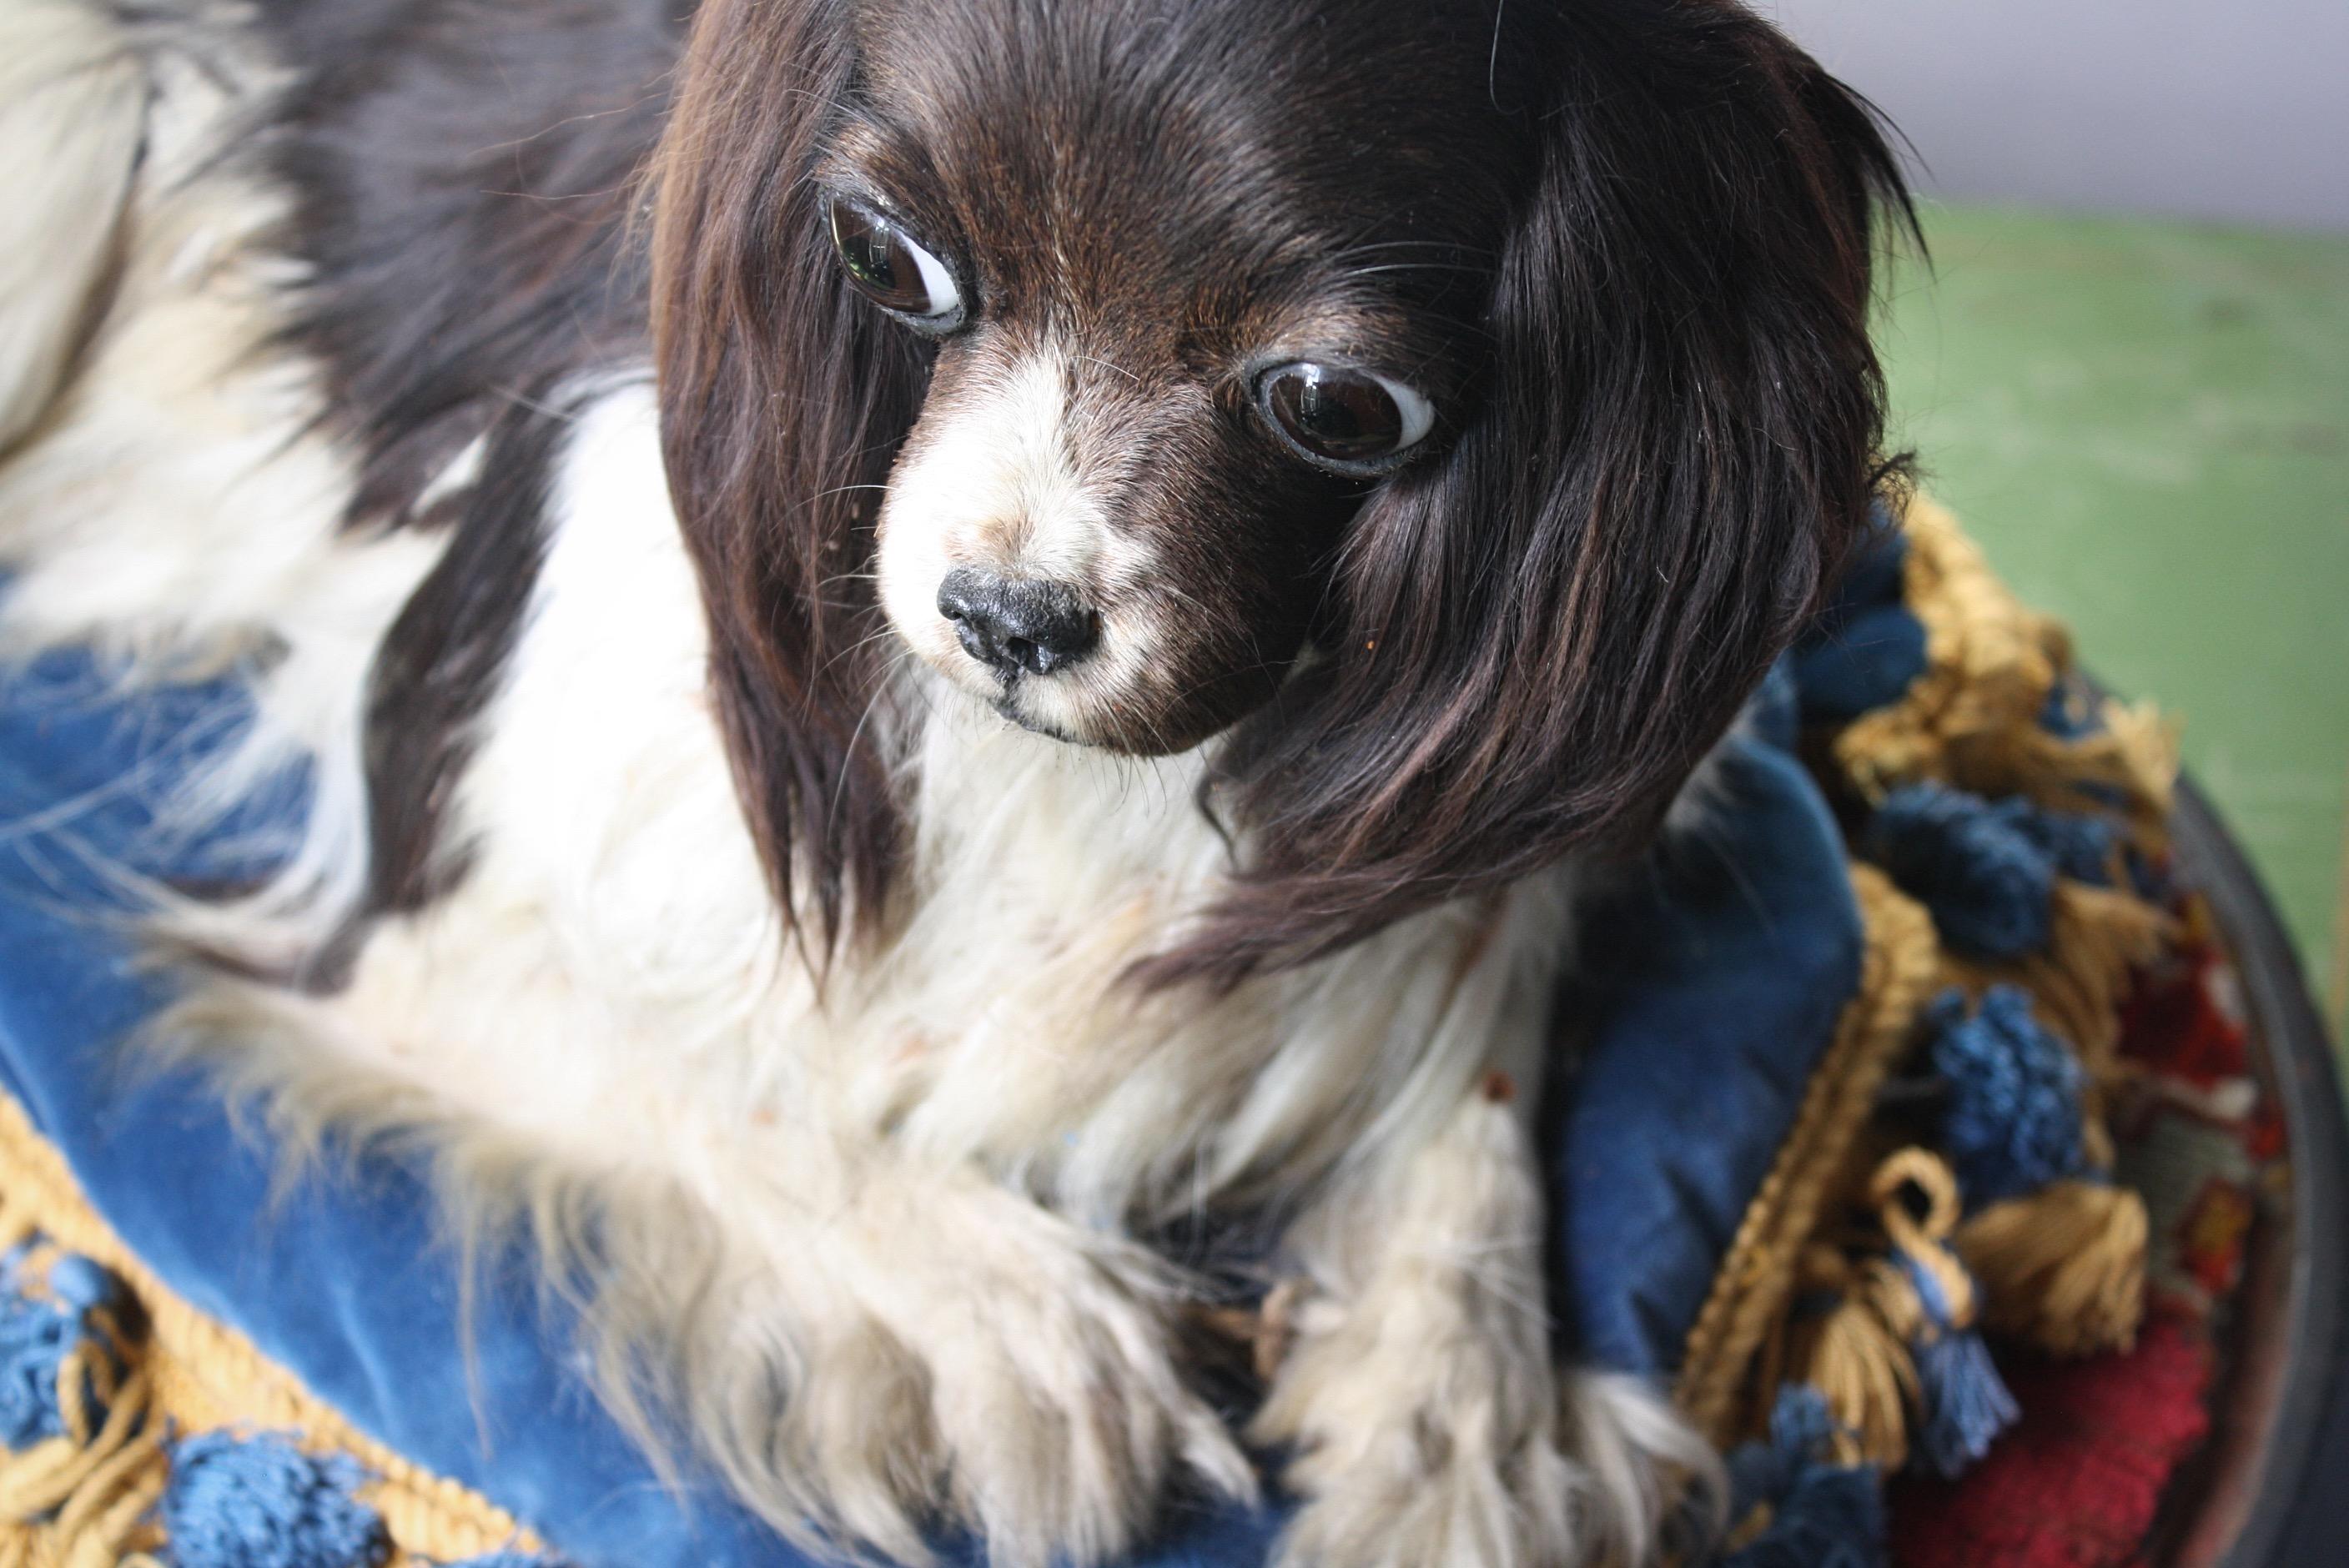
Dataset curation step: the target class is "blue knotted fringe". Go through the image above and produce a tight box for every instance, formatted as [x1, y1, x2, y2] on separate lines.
[1864, 785, 2057, 957]
[0, 1249, 129, 1447]
[2009, 804, 2119, 888]
[0, 1288, 88, 1448]
[1719, 1385, 1885, 1568]
[1926, 985, 2087, 1206]
[157, 1430, 562, 1567]
[1862, 782, 2128, 961]
[163, 1431, 390, 1568]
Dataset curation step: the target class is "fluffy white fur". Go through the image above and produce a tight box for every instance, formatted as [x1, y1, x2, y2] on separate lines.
[0, 0, 444, 958]
[0, 0, 144, 453]
[0, 5, 1722, 1565]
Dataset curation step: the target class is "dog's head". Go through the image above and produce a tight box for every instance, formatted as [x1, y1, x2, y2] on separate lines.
[652, 0, 1911, 978]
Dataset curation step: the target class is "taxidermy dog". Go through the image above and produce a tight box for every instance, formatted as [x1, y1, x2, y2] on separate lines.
[0, 0, 1912, 1562]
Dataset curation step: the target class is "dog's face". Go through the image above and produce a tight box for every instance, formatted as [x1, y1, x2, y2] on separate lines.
[833, 0, 1518, 752]
[653, 0, 1910, 974]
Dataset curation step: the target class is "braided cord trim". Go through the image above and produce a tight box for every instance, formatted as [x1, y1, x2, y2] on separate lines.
[0, 1090, 542, 1567]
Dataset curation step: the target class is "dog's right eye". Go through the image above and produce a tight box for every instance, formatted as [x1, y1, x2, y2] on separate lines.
[825, 195, 965, 333]
[1256, 362, 1436, 475]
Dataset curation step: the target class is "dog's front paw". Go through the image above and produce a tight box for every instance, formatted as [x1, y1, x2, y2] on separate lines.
[1256, 1301, 1710, 1568]
[1254, 1289, 1573, 1568]
[878, 1204, 1257, 1567]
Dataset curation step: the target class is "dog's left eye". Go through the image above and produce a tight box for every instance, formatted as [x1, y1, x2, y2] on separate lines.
[825, 195, 965, 332]
[1256, 363, 1436, 475]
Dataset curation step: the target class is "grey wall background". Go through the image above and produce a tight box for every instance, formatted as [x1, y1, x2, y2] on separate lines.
[1759, 2, 2349, 233]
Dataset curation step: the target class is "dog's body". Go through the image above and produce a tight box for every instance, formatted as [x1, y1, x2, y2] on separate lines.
[0, 2, 1909, 1564]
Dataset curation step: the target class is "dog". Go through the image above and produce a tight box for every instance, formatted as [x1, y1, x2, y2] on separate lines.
[0, 0, 1912, 1562]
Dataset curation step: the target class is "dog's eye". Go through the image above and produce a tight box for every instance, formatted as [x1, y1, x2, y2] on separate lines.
[825, 195, 964, 332]
[1257, 363, 1435, 474]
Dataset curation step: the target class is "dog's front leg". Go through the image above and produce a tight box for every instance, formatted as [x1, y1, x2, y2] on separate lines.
[772, 1158, 1256, 1568]
[1253, 1068, 1719, 1568]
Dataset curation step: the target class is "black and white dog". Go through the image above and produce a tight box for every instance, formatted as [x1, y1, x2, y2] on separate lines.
[0, 1, 1911, 1563]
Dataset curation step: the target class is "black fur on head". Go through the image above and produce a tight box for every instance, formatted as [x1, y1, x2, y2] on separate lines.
[651, 0, 1916, 985]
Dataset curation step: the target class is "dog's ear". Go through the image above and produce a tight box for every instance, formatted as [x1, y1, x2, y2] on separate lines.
[1159, 4, 1915, 986]
[651, 0, 924, 965]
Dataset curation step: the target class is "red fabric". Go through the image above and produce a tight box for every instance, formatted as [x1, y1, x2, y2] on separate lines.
[2118, 948, 2247, 1088]
[1889, 1314, 2212, 1568]
[2243, 1101, 2286, 1165]
[1870, 892, 2283, 1565]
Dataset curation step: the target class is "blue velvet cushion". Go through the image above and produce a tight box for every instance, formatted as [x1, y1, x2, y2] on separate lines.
[0, 547, 1919, 1565]
[1550, 672, 1865, 1378]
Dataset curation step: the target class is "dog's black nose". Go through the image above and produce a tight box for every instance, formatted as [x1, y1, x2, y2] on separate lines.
[936, 567, 1098, 678]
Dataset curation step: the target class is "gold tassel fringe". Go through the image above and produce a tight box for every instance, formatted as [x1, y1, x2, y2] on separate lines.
[1956, 1180, 2149, 1358]
[1833, 495, 2175, 840]
[1775, 1247, 1919, 1470]
[0, 1090, 540, 1568]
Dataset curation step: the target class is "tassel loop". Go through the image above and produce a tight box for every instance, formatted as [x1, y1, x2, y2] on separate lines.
[1864, 1150, 2018, 1478]
[1868, 1149, 1964, 1301]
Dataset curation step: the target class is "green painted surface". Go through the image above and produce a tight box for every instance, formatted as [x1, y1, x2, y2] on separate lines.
[1873, 204, 2349, 1043]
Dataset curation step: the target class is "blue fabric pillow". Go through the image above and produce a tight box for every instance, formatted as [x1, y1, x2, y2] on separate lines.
[1790, 520, 1930, 724]
[1551, 723, 1864, 1375]
[0, 599, 1909, 1564]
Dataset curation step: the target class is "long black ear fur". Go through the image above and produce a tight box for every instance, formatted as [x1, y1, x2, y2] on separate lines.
[1150, 1, 1916, 986]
